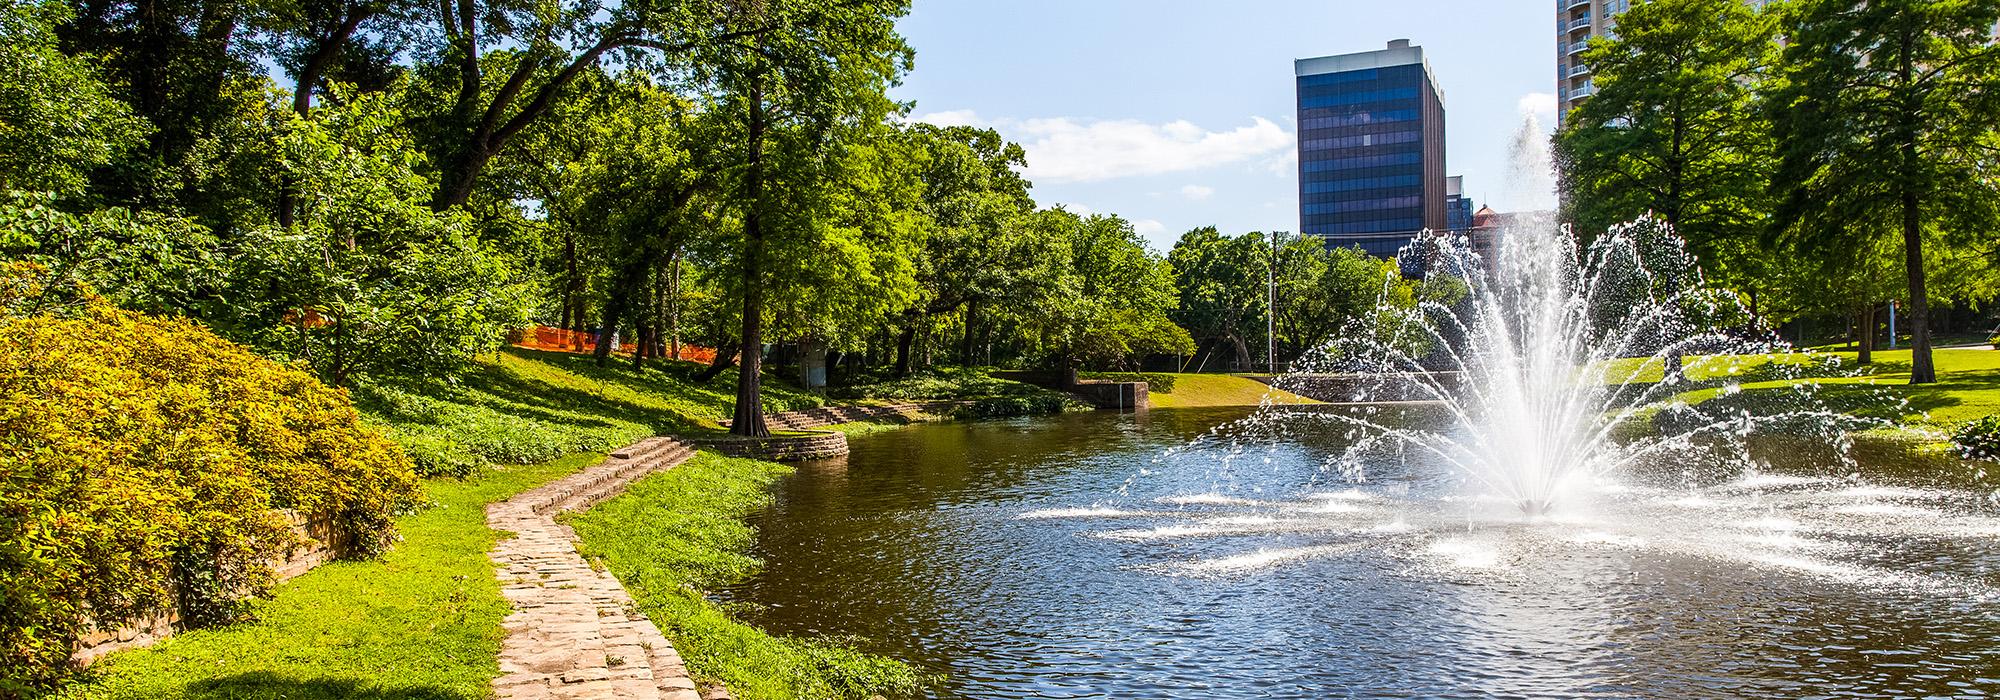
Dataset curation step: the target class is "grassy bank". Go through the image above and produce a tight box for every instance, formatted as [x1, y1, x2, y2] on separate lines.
[1665, 348, 2000, 427]
[54, 349, 1059, 698]
[54, 453, 599, 700]
[1148, 373, 1322, 408]
[357, 349, 829, 475]
[565, 453, 930, 700]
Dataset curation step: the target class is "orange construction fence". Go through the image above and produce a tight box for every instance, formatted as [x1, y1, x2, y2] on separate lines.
[514, 325, 718, 363]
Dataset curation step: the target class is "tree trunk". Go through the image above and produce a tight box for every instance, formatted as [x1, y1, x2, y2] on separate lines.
[1858, 303, 1876, 366]
[560, 230, 579, 338]
[960, 301, 979, 367]
[731, 76, 770, 437]
[1230, 333, 1252, 372]
[1896, 24, 1934, 384]
[693, 341, 737, 382]
[1902, 191, 1935, 383]
[667, 251, 682, 359]
[893, 325, 915, 377]
[433, 146, 497, 210]
[593, 259, 650, 366]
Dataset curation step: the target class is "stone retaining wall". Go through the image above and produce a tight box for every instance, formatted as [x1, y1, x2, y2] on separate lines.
[71, 510, 346, 666]
[1248, 371, 1464, 403]
[989, 371, 1149, 409]
[695, 431, 850, 461]
[722, 400, 972, 432]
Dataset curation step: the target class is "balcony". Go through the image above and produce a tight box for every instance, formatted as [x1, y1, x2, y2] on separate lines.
[1572, 83, 1597, 98]
[1567, 40, 1591, 55]
[1562, 0, 1591, 10]
[1569, 62, 1592, 77]
[1567, 17, 1593, 32]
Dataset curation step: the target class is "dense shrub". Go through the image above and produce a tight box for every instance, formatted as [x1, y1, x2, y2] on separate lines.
[1079, 371, 1177, 393]
[0, 306, 420, 693]
[1954, 416, 2000, 461]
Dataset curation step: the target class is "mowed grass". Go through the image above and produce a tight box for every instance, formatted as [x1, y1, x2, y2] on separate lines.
[1148, 373, 1322, 408]
[565, 453, 930, 700]
[53, 453, 600, 700]
[1658, 348, 2000, 427]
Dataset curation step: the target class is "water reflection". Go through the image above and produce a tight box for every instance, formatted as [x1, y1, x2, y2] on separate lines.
[720, 409, 2000, 699]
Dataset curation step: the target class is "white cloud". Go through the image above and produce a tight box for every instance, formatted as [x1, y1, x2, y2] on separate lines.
[912, 110, 1294, 184]
[1260, 149, 1298, 176]
[912, 109, 985, 128]
[1132, 219, 1167, 236]
[1517, 92, 1559, 121]
[1179, 184, 1215, 201]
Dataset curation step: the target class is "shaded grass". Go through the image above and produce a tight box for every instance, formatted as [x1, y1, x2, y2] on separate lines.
[1148, 373, 1322, 409]
[356, 348, 833, 475]
[565, 453, 929, 700]
[52, 453, 600, 700]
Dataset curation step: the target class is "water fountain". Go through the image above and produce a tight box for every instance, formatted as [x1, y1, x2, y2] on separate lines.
[1282, 215, 1861, 517]
[1262, 112, 1876, 517]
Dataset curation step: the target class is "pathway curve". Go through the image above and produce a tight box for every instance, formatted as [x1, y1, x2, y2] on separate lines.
[486, 437, 717, 700]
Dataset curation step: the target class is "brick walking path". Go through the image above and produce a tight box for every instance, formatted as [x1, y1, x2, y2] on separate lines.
[486, 437, 720, 700]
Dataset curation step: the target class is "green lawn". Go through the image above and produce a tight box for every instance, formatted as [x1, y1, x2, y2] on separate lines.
[357, 349, 832, 474]
[1667, 347, 2000, 427]
[1148, 373, 1321, 408]
[53, 453, 599, 700]
[564, 453, 930, 700]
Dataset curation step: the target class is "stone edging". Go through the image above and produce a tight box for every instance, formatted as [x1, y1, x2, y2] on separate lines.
[703, 400, 988, 462]
[487, 437, 728, 700]
[721, 400, 975, 432]
[693, 430, 850, 461]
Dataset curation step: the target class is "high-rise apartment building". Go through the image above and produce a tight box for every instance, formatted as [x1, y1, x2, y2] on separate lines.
[1555, 0, 1629, 119]
[1559, 0, 1771, 120]
[1295, 39, 1447, 257]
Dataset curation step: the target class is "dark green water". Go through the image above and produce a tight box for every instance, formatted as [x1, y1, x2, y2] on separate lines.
[721, 408, 2000, 699]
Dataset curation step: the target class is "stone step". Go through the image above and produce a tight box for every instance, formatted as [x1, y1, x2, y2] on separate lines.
[553, 446, 694, 513]
[529, 439, 685, 515]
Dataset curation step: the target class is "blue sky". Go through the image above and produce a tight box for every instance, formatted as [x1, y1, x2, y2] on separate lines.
[893, 1, 1561, 251]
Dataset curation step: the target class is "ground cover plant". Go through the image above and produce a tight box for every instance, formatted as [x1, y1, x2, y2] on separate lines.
[565, 453, 931, 700]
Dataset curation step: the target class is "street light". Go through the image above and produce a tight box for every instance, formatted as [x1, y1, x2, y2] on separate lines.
[1267, 229, 1278, 374]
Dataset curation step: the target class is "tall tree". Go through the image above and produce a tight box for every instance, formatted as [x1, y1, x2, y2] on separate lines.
[1167, 226, 1266, 370]
[412, 0, 778, 210]
[892, 123, 1044, 374]
[1555, 0, 1777, 291]
[1768, 0, 2000, 384]
[704, 0, 910, 436]
[0, 0, 147, 196]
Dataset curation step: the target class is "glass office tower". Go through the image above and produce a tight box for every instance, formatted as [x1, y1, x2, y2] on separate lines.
[1295, 39, 1446, 257]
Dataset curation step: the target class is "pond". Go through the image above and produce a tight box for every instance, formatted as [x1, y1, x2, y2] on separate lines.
[720, 407, 2000, 699]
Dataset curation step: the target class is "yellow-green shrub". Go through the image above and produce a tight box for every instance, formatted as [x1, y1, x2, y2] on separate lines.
[0, 305, 419, 694]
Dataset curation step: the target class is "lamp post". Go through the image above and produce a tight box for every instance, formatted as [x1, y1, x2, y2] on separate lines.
[1267, 229, 1278, 374]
